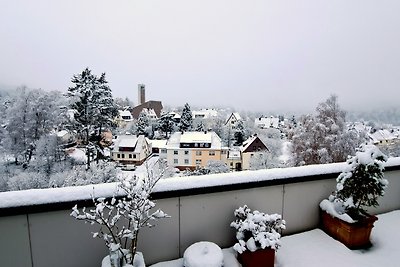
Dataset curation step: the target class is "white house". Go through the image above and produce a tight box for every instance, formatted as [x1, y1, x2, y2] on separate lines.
[369, 129, 397, 145]
[240, 135, 269, 171]
[150, 139, 168, 160]
[116, 110, 133, 127]
[226, 149, 242, 171]
[192, 109, 218, 119]
[165, 131, 228, 170]
[255, 116, 280, 129]
[112, 135, 152, 166]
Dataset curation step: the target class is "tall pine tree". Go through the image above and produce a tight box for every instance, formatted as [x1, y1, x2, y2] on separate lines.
[158, 112, 175, 138]
[67, 68, 117, 168]
[179, 103, 193, 132]
[136, 111, 150, 136]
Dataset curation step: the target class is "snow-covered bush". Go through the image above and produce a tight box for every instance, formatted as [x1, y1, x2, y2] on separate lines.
[205, 160, 229, 174]
[321, 144, 388, 220]
[230, 205, 286, 254]
[70, 166, 169, 267]
[62, 161, 119, 187]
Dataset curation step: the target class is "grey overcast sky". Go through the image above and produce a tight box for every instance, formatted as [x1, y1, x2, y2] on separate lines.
[1, 0, 399, 113]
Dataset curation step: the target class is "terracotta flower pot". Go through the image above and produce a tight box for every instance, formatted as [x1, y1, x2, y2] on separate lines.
[321, 209, 378, 249]
[238, 248, 275, 267]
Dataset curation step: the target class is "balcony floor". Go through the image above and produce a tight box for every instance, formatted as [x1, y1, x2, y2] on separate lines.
[276, 210, 400, 267]
[150, 210, 400, 267]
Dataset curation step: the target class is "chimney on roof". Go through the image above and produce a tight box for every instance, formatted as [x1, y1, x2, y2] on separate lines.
[138, 84, 145, 105]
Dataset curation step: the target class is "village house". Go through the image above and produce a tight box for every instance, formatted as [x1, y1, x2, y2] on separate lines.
[239, 134, 269, 171]
[150, 139, 168, 160]
[111, 135, 152, 167]
[369, 129, 397, 145]
[226, 149, 242, 171]
[225, 112, 242, 129]
[115, 110, 133, 127]
[255, 116, 280, 129]
[165, 131, 228, 171]
[192, 108, 218, 119]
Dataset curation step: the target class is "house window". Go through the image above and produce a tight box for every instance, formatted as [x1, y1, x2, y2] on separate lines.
[174, 150, 178, 155]
[250, 153, 254, 157]
[230, 162, 233, 166]
[195, 159, 202, 165]
[184, 159, 189, 164]
[133, 154, 137, 159]
[209, 151, 215, 156]
[196, 151, 202, 156]
[129, 154, 132, 159]
[184, 150, 189, 155]
[174, 159, 178, 164]
[121, 154, 125, 159]
[117, 154, 120, 159]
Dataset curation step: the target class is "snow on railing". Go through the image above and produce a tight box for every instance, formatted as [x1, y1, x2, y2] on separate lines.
[1, 158, 400, 210]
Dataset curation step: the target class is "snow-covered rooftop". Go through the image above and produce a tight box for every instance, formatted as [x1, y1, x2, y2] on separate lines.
[227, 150, 241, 160]
[167, 131, 223, 149]
[119, 110, 132, 117]
[113, 135, 148, 153]
[255, 116, 279, 129]
[150, 139, 168, 149]
[56, 130, 69, 137]
[369, 129, 397, 143]
[192, 109, 218, 119]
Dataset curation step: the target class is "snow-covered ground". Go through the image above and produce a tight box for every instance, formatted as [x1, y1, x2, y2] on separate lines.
[150, 210, 400, 267]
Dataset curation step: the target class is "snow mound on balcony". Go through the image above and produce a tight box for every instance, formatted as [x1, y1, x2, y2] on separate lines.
[183, 241, 223, 267]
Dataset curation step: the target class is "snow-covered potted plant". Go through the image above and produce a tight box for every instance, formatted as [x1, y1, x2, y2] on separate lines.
[320, 144, 388, 249]
[70, 163, 169, 267]
[230, 205, 286, 267]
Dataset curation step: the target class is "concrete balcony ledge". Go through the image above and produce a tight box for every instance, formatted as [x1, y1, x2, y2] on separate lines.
[0, 158, 399, 266]
[1, 157, 399, 216]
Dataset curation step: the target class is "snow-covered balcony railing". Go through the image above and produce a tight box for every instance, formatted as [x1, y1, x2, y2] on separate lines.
[1, 158, 400, 267]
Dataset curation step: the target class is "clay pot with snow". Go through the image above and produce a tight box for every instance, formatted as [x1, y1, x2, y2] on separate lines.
[320, 208, 377, 249]
[319, 145, 388, 249]
[230, 205, 286, 267]
[183, 241, 223, 267]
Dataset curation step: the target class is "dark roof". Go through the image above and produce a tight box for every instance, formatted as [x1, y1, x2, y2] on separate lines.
[131, 100, 163, 119]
